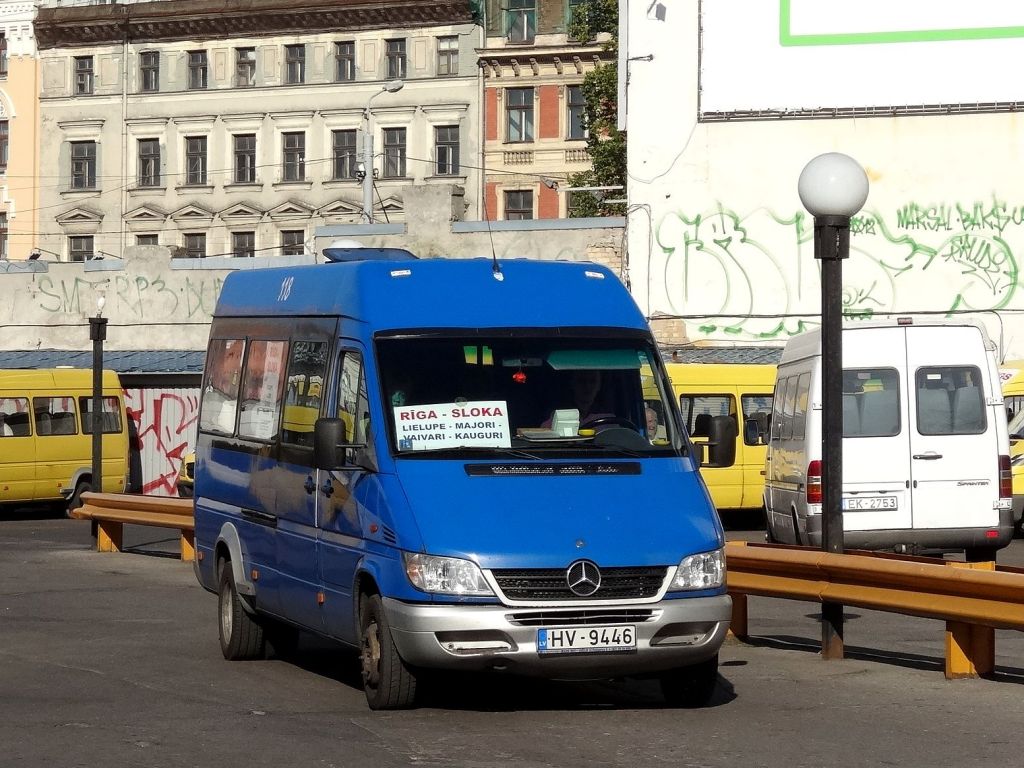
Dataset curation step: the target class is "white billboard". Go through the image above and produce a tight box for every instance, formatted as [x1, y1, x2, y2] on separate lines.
[700, 0, 1024, 116]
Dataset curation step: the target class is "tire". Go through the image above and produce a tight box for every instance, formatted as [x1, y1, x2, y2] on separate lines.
[359, 593, 417, 710]
[790, 509, 802, 546]
[965, 546, 998, 564]
[659, 654, 719, 708]
[218, 563, 265, 661]
[765, 507, 778, 544]
[66, 480, 91, 519]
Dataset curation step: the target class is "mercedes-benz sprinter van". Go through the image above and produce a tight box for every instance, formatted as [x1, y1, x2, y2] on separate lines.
[192, 250, 735, 710]
[763, 319, 1013, 560]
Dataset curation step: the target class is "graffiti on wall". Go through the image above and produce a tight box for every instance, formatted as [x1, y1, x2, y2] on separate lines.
[35, 275, 225, 320]
[124, 388, 200, 497]
[653, 198, 1020, 341]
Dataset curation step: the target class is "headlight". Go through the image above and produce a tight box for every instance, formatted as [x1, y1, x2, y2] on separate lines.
[672, 548, 725, 590]
[403, 553, 494, 596]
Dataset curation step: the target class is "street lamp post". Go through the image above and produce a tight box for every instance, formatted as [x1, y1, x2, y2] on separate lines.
[360, 79, 404, 224]
[89, 288, 108, 499]
[797, 152, 869, 660]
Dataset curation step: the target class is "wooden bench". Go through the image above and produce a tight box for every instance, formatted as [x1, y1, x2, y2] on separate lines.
[71, 492, 195, 562]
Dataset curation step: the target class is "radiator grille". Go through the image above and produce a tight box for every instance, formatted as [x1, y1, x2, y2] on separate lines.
[507, 609, 657, 627]
[491, 566, 667, 601]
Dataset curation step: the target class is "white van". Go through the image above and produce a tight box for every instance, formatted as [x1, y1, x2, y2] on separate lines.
[763, 319, 1014, 560]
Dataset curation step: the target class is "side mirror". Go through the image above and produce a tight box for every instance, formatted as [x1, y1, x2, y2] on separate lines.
[313, 418, 347, 470]
[692, 441, 705, 466]
[704, 414, 737, 468]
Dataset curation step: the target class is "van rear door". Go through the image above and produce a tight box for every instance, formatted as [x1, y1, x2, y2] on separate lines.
[905, 326, 1000, 529]
[841, 327, 913, 532]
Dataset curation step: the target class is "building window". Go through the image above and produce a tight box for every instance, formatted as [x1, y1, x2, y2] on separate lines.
[0, 35, 7, 77]
[74, 56, 94, 95]
[507, 0, 536, 44]
[506, 87, 534, 143]
[505, 190, 533, 220]
[233, 134, 256, 184]
[335, 41, 355, 82]
[185, 136, 207, 185]
[184, 233, 206, 258]
[281, 230, 304, 255]
[136, 234, 158, 246]
[0, 213, 7, 260]
[386, 39, 406, 80]
[69, 235, 94, 262]
[437, 36, 458, 76]
[188, 50, 208, 90]
[434, 126, 459, 176]
[232, 231, 255, 258]
[236, 47, 256, 87]
[382, 127, 406, 178]
[140, 51, 159, 92]
[285, 44, 305, 84]
[567, 85, 587, 140]
[0, 121, 7, 171]
[137, 139, 160, 187]
[71, 141, 97, 189]
[332, 129, 357, 180]
[567, 0, 585, 39]
[282, 132, 305, 181]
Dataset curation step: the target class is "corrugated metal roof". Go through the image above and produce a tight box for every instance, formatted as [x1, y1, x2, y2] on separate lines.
[0, 350, 205, 373]
[663, 346, 784, 365]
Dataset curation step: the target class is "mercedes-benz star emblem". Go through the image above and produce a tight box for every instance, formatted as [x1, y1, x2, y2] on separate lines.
[566, 559, 601, 597]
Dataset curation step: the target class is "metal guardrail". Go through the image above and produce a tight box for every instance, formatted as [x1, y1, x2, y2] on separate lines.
[72, 492, 195, 561]
[725, 540, 1024, 678]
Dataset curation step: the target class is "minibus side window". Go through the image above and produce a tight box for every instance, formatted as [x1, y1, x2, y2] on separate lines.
[770, 377, 792, 441]
[790, 374, 810, 440]
[238, 340, 288, 441]
[337, 351, 369, 445]
[741, 394, 773, 445]
[679, 394, 732, 437]
[780, 377, 798, 440]
[34, 397, 78, 436]
[79, 396, 123, 434]
[916, 365, 986, 436]
[0, 397, 30, 437]
[200, 338, 246, 434]
[282, 340, 329, 447]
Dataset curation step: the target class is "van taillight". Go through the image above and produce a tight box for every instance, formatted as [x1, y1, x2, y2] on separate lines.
[999, 454, 1012, 499]
[807, 460, 823, 504]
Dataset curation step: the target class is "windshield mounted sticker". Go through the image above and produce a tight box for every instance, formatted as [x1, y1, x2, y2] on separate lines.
[394, 400, 512, 451]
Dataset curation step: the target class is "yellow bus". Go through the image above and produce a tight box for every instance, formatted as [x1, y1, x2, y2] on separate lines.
[0, 369, 129, 513]
[665, 362, 777, 516]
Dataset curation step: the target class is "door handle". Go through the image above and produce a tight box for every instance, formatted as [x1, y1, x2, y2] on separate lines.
[912, 453, 943, 460]
[303, 475, 315, 494]
[320, 478, 335, 498]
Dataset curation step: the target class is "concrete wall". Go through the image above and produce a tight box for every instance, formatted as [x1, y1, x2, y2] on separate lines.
[0, 185, 626, 352]
[624, 1, 1024, 361]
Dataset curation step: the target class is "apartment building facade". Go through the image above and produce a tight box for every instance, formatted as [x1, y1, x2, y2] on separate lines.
[0, 0, 39, 260]
[478, 0, 609, 220]
[33, 0, 479, 261]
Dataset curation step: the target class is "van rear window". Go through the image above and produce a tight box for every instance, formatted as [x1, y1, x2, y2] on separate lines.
[843, 368, 900, 438]
[78, 396, 123, 434]
[915, 366, 986, 435]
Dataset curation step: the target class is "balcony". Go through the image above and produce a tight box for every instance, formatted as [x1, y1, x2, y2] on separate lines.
[565, 148, 589, 163]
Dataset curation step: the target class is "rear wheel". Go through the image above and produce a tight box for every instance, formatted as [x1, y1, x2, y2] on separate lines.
[659, 655, 719, 708]
[359, 592, 417, 710]
[965, 546, 998, 563]
[66, 480, 91, 518]
[218, 563, 265, 660]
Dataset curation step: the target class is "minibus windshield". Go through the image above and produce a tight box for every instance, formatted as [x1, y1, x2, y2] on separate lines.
[376, 334, 684, 458]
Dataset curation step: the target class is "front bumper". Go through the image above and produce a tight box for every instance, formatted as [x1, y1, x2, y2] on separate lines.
[384, 594, 731, 678]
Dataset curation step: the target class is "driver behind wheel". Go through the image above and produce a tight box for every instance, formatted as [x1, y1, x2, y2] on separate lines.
[542, 369, 616, 431]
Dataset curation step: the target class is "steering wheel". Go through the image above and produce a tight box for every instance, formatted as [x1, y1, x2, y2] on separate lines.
[585, 416, 638, 431]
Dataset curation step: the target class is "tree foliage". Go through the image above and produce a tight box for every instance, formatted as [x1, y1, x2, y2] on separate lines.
[566, 0, 625, 217]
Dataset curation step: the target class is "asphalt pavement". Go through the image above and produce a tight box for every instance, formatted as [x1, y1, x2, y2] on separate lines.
[1, 513, 1022, 768]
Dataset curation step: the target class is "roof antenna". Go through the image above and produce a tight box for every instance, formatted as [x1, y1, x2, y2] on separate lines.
[482, 188, 502, 281]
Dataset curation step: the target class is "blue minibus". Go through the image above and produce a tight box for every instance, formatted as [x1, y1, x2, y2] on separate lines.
[193, 249, 735, 709]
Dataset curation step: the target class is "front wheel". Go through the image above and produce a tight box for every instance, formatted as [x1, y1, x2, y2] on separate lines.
[659, 655, 719, 708]
[359, 593, 418, 710]
[218, 563, 265, 660]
